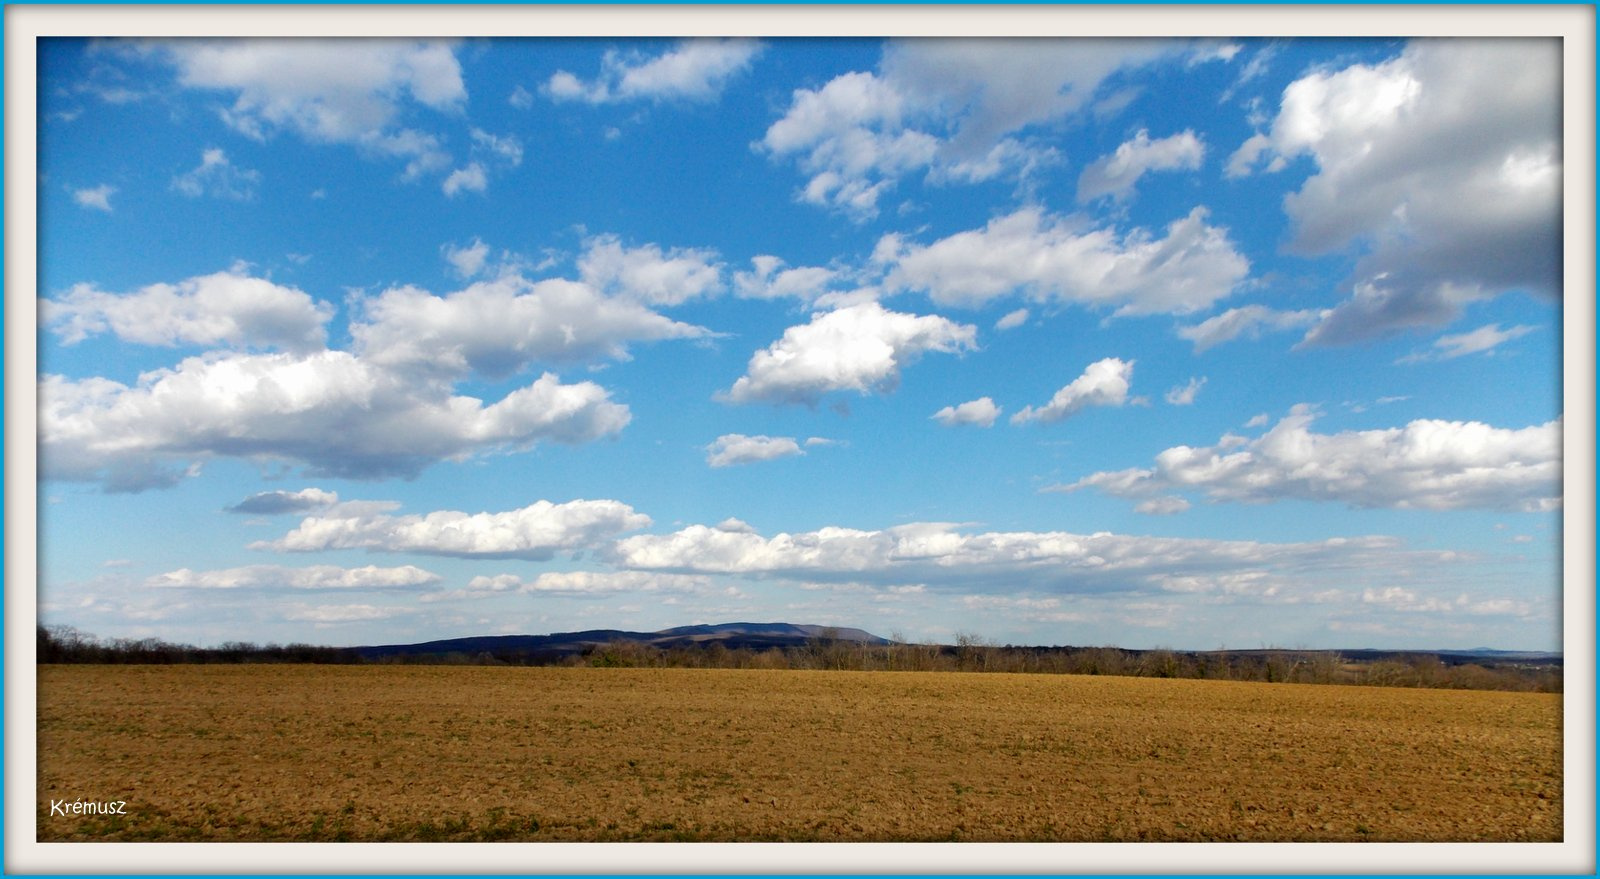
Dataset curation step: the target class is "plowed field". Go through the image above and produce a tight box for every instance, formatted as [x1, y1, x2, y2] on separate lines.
[37, 665, 1560, 841]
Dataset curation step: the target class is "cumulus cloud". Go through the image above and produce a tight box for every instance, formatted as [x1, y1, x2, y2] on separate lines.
[1397, 323, 1537, 364]
[349, 273, 712, 379]
[1012, 358, 1134, 425]
[1060, 405, 1561, 512]
[160, 39, 466, 138]
[171, 147, 260, 200]
[440, 127, 522, 198]
[225, 487, 339, 515]
[611, 518, 1456, 597]
[761, 39, 1196, 218]
[72, 184, 115, 212]
[1076, 129, 1204, 203]
[43, 238, 734, 493]
[732, 256, 839, 304]
[150, 39, 464, 178]
[932, 397, 1001, 428]
[1165, 376, 1206, 406]
[705, 434, 805, 468]
[1177, 305, 1322, 353]
[257, 498, 651, 559]
[1229, 39, 1560, 345]
[546, 39, 761, 104]
[39, 356, 630, 490]
[442, 237, 491, 279]
[147, 563, 441, 590]
[883, 206, 1248, 316]
[44, 268, 333, 352]
[577, 235, 723, 306]
[441, 162, 487, 197]
[721, 302, 977, 406]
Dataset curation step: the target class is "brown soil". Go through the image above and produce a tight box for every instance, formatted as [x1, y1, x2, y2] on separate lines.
[36, 665, 1561, 841]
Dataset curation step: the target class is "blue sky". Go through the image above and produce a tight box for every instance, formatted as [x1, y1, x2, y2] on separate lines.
[34, 35, 1565, 651]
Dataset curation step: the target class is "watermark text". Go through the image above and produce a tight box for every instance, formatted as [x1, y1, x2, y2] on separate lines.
[48, 799, 127, 817]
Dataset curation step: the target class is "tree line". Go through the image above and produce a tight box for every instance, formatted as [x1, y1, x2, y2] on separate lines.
[36, 625, 1560, 693]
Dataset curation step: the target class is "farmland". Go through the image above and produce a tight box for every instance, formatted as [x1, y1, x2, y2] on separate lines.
[37, 665, 1560, 842]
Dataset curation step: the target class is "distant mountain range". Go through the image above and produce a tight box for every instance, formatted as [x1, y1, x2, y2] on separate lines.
[352, 621, 890, 661]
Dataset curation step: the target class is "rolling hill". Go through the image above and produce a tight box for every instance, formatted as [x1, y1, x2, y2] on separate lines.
[351, 622, 889, 661]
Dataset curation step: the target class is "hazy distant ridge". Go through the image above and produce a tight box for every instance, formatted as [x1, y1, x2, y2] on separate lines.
[352, 622, 890, 660]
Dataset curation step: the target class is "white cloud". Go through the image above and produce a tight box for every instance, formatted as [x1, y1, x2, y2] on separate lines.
[1165, 376, 1206, 406]
[72, 184, 115, 212]
[761, 39, 1192, 218]
[350, 273, 712, 379]
[884, 206, 1248, 316]
[1357, 587, 1532, 619]
[1177, 305, 1322, 353]
[470, 128, 523, 167]
[442, 237, 491, 279]
[1397, 323, 1537, 364]
[148, 564, 441, 590]
[1463, 598, 1533, 617]
[44, 268, 333, 353]
[1062, 405, 1561, 512]
[994, 308, 1029, 331]
[147, 39, 463, 183]
[722, 302, 977, 406]
[1229, 40, 1560, 345]
[1360, 586, 1459, 615]
[40, 356, 630, 490]
[732, 256, 839, 304]
[226, 487, 339, 515]
[706, 434, 805, 468]
[441, 162, 487, 197]
[1187, 41, 1243, 66]
[1134, 496, 1191, 515]
[468, 570, 708, 596]
[1224, 43, 1280, 102]
[762, 70, 938, 218]
[284, 603, 408, 623]
[546, 39, 761, 104]
[1076, 129, 1204, 203]
[364, 129, 452, 181]
[577, 235, 723, 306]
[611, 519, 1456, 598]
[171, 147, 259, 200]
[258, 498, 651, 559]
[1012, 358, 1134, 425]
[932, 397, 1000, 428]
[158, 39, 464, 140]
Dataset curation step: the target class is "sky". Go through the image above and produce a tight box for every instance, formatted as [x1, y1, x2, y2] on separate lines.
[32, 34, 1567, 651]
